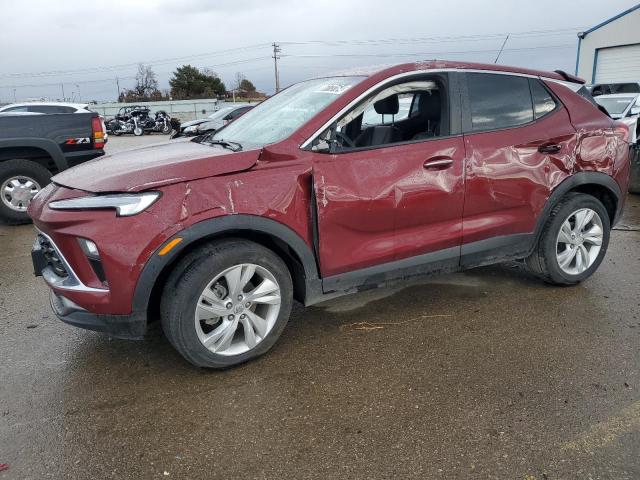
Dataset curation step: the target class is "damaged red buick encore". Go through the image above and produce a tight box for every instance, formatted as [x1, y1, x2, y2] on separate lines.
[29, 61, 631, 368]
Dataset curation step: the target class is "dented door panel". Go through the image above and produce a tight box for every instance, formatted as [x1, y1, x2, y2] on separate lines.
[462, 108, 577, 244]
[311, 138, 465, 277]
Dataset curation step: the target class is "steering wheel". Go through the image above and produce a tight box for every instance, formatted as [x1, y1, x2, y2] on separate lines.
[335, 131, 355, 149]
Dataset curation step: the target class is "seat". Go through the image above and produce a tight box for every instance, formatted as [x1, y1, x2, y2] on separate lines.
[409, 90, 441, 140]
[354, 95, 403, 147]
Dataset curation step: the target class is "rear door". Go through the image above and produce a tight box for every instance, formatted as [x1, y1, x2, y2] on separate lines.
[460, 72, 576, 265]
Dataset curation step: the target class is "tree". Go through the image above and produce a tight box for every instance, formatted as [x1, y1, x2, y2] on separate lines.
[234, 72, 246, 91]
[239, 78, 256, 93]
[134, 63, 159, 98]
[117, 64, 166, 102]
[169, 65, 226, 99]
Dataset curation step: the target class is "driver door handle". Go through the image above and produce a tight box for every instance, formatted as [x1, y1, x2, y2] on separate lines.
[423, 158, 453, 170]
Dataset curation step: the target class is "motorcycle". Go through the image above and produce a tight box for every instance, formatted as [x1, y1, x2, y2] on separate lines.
[106, 106, 172, 136]
[147, 110, 172, 134]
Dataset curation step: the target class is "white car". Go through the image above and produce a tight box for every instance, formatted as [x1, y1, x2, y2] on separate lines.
[0, 102, 108, 140]
[594, 93, 640, 144]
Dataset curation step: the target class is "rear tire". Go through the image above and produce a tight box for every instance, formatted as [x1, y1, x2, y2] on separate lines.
[160, 239, 293, 368]
[525, 193, 610, 285]
[0, 159, 51, 225]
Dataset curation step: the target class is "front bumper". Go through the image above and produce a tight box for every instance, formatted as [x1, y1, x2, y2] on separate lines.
[32, 233, 146, 339]
[50, 291, 146, 339]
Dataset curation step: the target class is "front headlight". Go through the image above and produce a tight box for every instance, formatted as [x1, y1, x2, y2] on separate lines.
[49, 192, 161, 216]
[184, 125, 197, 133]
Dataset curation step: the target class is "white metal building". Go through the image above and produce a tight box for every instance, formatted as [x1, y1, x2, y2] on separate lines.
[575, 4, 640, 83]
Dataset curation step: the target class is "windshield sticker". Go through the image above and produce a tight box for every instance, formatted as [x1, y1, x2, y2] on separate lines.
[314, 84, 354, 95]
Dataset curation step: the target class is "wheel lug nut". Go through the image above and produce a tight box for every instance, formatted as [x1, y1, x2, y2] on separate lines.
[240, 314, 246, 319]
[228, 314, 235, 320]
[237, 295, 243, 301]
[245, 302, 251, 308]
[226, 302, 233, 309]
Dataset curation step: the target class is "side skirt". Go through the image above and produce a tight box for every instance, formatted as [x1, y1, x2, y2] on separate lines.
[309, 233, 534, 306]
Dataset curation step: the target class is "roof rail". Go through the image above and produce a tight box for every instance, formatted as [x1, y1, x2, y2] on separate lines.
[553, 70, 586, 84]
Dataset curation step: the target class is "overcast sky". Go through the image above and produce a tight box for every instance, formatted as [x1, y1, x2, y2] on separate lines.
[0, 0, 637, 103]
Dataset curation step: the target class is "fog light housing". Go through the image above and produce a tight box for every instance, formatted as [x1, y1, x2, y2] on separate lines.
[78, 238, 107, 285]
[78, 238, 100, 259]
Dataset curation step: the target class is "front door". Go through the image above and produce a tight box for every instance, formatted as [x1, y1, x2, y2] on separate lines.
[311, 138, 466, 286]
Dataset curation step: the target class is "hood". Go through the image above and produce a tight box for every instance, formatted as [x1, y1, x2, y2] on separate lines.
[53, 139, 260, 193]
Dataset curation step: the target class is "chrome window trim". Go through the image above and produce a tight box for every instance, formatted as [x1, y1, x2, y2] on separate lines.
[300, 67, 562, 149]
[36, 230, 108, 293]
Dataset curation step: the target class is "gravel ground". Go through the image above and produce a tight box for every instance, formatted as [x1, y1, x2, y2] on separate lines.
[1, 138, 639, 479]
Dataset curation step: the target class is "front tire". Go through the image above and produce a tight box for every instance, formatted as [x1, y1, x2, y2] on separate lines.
[525, 193, 610, 285]
[160, 239, 293, 368]
[133, 126, 144, 136]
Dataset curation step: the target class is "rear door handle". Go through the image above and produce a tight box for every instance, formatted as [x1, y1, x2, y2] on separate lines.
[538, 143, 561, 154]
[423, 159, 453, 169]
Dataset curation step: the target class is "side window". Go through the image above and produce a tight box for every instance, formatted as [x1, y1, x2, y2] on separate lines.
[310, 77, 448, 153]
[27, 105, 72, 113]
[5, 106, 28, 112]
[467, 73, 533, 131]
[529, 79, 557, 119]
[230, 107, 251, 119]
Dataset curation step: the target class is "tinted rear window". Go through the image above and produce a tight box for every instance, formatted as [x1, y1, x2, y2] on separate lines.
[467, 73, 533, 131]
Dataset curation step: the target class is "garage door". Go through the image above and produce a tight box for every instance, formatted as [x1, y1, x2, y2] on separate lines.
[595, 43, 640, 83]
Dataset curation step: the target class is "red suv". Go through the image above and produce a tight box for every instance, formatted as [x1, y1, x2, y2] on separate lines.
[29, 61, 631, 368]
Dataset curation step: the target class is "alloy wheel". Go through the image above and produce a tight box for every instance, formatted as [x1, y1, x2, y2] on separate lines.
[1, 175, 41, 212]
[555, 208, 604, 275]
[194, 263, 281, 356]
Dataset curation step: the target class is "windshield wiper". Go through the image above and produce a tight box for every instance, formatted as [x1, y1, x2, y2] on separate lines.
[205, 139, 243, 152]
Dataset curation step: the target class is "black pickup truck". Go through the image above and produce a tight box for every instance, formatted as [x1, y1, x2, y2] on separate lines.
[0, 112, 105, 224]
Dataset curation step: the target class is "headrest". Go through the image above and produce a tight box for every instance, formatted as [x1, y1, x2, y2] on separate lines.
[374, 95, 399, 115]
[419, 90, 441, 120]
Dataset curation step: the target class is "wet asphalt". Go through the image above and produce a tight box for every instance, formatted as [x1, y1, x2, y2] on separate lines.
[1, 136, 639, 479]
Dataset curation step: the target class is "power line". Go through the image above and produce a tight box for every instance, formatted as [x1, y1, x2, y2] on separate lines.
[1, 27, 583, 80]
[0, 43, 272, 79]
[279, 27, 583, 47]
[281, 43, 575, 60]
[0, 57, 272, 89]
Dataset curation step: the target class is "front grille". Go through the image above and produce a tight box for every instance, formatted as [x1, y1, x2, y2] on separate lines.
[37, 234, 69, 278]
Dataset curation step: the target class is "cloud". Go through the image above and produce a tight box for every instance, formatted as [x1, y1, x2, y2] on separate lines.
[0, 0, 637, 101]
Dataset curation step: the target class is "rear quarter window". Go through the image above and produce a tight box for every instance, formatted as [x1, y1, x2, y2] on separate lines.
[467, 73, 534, 131]
[529, 79, 557, 119]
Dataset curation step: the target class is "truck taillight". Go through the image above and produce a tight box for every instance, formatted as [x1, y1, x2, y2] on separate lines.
[92, 117, 105, 149]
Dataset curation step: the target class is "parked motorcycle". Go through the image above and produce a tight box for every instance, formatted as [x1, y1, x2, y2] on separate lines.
[148, 110, 172, 134]
[106, 106, 172, 136]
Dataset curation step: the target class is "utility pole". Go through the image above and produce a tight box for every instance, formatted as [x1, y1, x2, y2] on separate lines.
[116, 77, 120, 101]
[61, 83, 65, 101]
[13, 89, 16, 102]
[76, 84, 81, 102]
[494, 34, 509, 64]
[272, 42, 281, 93]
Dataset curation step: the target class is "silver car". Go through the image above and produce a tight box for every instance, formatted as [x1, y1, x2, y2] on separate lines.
[595, 93, 640, 144]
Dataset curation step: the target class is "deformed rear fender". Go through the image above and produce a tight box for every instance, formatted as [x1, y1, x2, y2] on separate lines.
[532, 171, 623, 245]
[131, 215, 322, 315]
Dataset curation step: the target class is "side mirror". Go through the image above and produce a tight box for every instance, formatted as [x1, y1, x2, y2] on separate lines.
[629, 106, 640, 116]
[310, 122, 337, 153]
